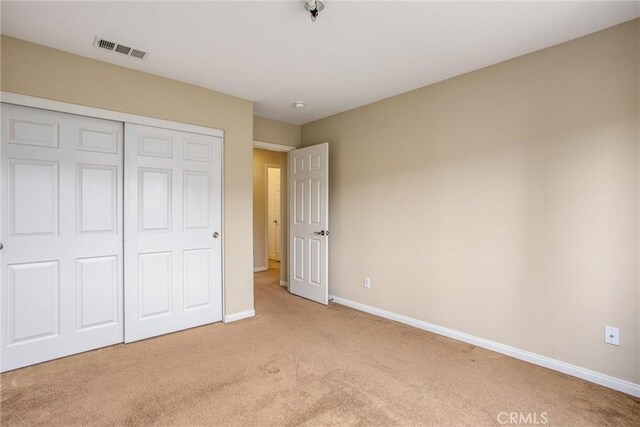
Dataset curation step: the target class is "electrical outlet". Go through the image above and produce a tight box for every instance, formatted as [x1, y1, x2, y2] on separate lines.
[364, 277, 371, 288]
[604, 326, 620, 346]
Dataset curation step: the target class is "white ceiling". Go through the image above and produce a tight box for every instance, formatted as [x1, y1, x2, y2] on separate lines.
[1, 1, 638, 125]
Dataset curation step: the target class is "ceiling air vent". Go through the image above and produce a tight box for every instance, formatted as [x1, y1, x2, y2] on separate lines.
[97, 39, 116, 50]
[130, 49, 147, 59]
[114, 44, 131, 55]
[94, 37, 149, 60]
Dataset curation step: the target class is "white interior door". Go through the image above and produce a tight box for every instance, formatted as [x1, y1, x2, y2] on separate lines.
[1, 104, 123, 371]
[288, 143, 329, 304]
[124, 124, 222, 343]
[267, 167, 281, 261]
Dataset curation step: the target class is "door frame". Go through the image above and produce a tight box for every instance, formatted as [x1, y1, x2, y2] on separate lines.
[0, 91, 228, 322]
[265, 163, 280, 265]
[253, 141, 295, 287]
[254, 140, 296, 153]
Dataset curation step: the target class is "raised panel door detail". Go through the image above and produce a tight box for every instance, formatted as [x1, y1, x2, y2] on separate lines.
[138, 133, 173, 158]
[8, 118, 59, 148]
[7, 261, 59, 345]
[124, 122, 222, 344]
[294, 237, 305, 281]
[1, 104, 124, 372]
[139, 168, 172, 232]
[77, 256, 118, 330]
[77, 127, 118, 154]
[309, 239, 321, 286]
[183, 171, 210, 230]
[294, 179, 305, 224]
[9, 159, 59, 237]
[183, 249, 211, 310]
[294, 156, 306, 174]
[138, 252, 172, 319]
[183, 140, 212, 162]
[310, 178, 321, 225]
[288, 143, 328, 305]
[77, 165, 117, 234]
[310, 154, 321, 171]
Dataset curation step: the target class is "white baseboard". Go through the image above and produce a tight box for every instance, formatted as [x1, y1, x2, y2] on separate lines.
[254, 266, 268, 272]
[279, 280, 288, 287]
[223, 309, 255, 323]
[329, 295, 640, 397]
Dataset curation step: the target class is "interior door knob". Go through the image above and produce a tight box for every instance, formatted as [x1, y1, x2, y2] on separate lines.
[313, 230, 326, 236]
[0, 242, 3, 250]
[212, 232, 219, 238]
[273, 220, 278, 224]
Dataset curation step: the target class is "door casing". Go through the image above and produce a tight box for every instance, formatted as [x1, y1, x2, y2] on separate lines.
[253, 141, 295, 289]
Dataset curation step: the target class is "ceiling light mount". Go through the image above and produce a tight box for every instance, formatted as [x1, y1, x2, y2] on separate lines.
[293, 102, 306, 109]
[304, 0, 325, 22]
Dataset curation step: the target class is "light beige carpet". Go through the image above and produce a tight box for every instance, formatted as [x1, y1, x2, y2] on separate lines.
[1, 264, 638, 426]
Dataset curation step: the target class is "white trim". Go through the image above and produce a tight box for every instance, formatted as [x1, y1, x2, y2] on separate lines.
[254, 266, 268, 273]
[329, 295, 640, 398]
[220, 121, 226, 330]
[254, 140, 296, 152]
[1, 92, 224, 138]
[279, 280, 288, 287]
[223, 309, 255, 323]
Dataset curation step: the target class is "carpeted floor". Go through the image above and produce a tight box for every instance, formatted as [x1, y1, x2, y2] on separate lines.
[1, 262, 638, 426]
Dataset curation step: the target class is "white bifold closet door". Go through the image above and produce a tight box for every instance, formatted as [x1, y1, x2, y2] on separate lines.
[124, 124, 222, 343]
[1, 104, 123, 372]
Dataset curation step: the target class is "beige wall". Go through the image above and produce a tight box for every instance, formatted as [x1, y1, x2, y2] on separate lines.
[253, 148, 281, 269]
[254, 115, 301, 147]
[301, 20, 640, 383]
[1, 35, 255, 315]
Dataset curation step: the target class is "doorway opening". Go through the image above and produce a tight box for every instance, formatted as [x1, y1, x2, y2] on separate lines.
[253, 141, 329, 305]
[252, 142, 294, 300]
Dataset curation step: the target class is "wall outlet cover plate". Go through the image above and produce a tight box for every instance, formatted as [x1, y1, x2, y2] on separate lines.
[605, 326, 620, 346]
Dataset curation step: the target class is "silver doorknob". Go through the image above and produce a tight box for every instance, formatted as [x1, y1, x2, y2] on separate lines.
[212, 232, 219, 238]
